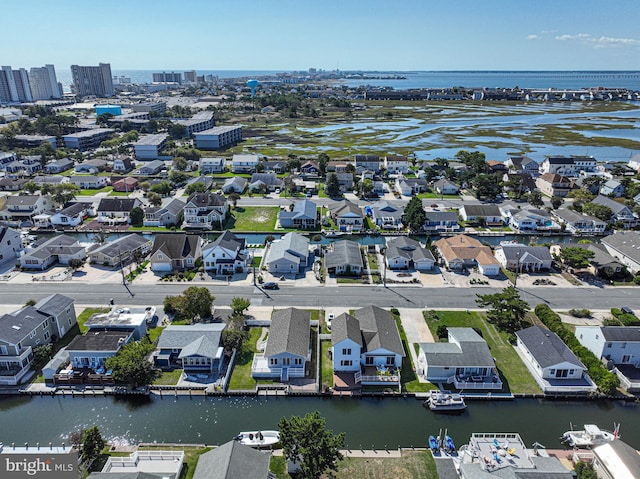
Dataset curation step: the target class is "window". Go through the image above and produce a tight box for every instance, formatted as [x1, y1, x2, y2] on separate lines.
[269, 358, 278, 365]
[622, 342, 627, 349]
[365, 357, 374, 365]
[340, 360, 352, 367]
[386, 356, 395, 366]
[43, 319, 48, 328]
[606, 343, 612, 348]
[29, 331, 37, 339]
[569, 369, 574, 375]
[622, 355, 631, 363]
[0, 345, 7, 355]
[294, 358, 302, 365]
[158, 254, 163, 260]
[342, 348, 351, 355]
[44, 331, 50, 341]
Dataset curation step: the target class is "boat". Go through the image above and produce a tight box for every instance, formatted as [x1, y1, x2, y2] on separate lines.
[428, 435, 439, 452]
[444, 435, 456, 452]
[423, 390, 467, 412]
[561, 424, 619, 448]
[235, 430, 280, 448]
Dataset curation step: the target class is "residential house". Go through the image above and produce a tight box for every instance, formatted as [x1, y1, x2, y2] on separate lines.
[133, 133, 168, 160]
[435, 234, 501, 276]
[553, 208, 607, 234]
[84, 306, 155, 341]
[4, 156, 43, 175]
[0, 194, 52, 225]
[433, 178, 460, 195]
[94, 450, 185, 479]
[331, 306, 404, 388]
[143, 198, 185, 227]
[191, 440, 272, 479]
[516, 325, 596, 394]
[550, 242, 626, 279]
[231, 154, 259, 173]
[46, 158, 74, 174]
[592, 440, 640, 479]
[89, 233, 152, 267]
[334, 172, 354, 193]
[96, 198, 142, 224]
[300, 160, 320, 176]
[74, 159, 107, 174]
[183, 192, 229, 229]
[267, 232, 309, 274]
[138, 160, 165, 176]
[149, 233, 202, 272]
[385, 236, 435, 271]
[154, 323, 226, 373]
[65, 330, 133, 370]
[536, 173, 573, 197]
[502, 173, 537, 197]
[262, 160, 286, 174]
[199, 157, 226, 174]
[384, 155, 409, 175]
[0, 152, 18, 167]
[458, 204, 503, 226]
[68, 175, 109, 190]
[50, 202, 89, 228]
[221, 176, 247, 194]
[505, 155, 540, 177]
[33, 175, 69, 187]
[396, 176, 428, 196]
[370, 201, 403, 229]
[326, 160, 349, 173]
[418, 327, 502, 390]
[354, 154, 380, 174]
[278, 199, 317, 230]
[601, 231, 640, 274]
[0, 294, 76, 385]
[591, 195, 638, 228]
[0, 178, 28, 192]
[20, 234, 86, 270]
[600, 179, 625, 197]
[575, 326, 640, 392]
[325, 240, 363, 275]
[501, 206, 560, 232]
[249, 173, 283, 192]
[112, 157, 134, 173]
[494, 244, 553, 272]
[203, 230, 248, 275]
[629, 153, 640, 173]
[328, 199, 364, 232]
[186, 175, 214, 192]
[0, 226, 22, 266]
[424, 210, 460, 233]
[540, 156, 576, 176]
[112, 177, 138, 192]
[290, 175, 317, 195]
[487, 160, 508, 173]
[252, 308, 310, 381]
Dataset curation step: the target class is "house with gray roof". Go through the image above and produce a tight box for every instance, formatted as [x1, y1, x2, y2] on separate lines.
[601, 231, 640, 274]
[192, 440, 271, 479]
[505, 155, 540, 177]
[221, 176, 247, 194]
[252, 308, 310, 381]
[494, 244, 553, 272]
[328, 199, 364, 232]
[46, 158, 74, 174]
[325, 240, 363, 275]
[183, 192, 228, 229]
[278, 199, 317, 230]
[385, 236, 435, 271]
[331, 306, 404, 388]
[516, 325, 595, 394]
[33, 175, 69, 186]
[97, 197, 142, 224]
[553, 208, 607, 234]
[550, 242, 627, 279]
[334, 172, 354, 193]
[50, 202, 90, 227]
[249, 172, 283, 192]
[155, 323, 226, 373]
[186, 175, 214, 192]
[65, 330, 133, 371]
[424, 210, 460, 233]
[459, 204, 503, 225]
[199, 157, 225, 174]
[0, 294, 76, 385]
[143, 198, 185, 227]
[418, 327, 502, 390]
[0, 194, 53, 226]
[370, 201, 403, 229]
[203, 230, 247, 275]
[592, 440, 640, 479]
[267, 232, 309, 274]
[395, 176, 428, 196]
[149, 233, 202, 272]
[434, 178, 460, 195]
[20, 234, 86, 270]
[89, 233, 152, 267]
[68, 175, 109, 189]
[74, 158, 107, 173]
[138, 160, 165, 176]
[262, 160, 286, 173]
[591, 195, 638, 227]
[600, 179, 625, 197]
[0, 226, 21, 266]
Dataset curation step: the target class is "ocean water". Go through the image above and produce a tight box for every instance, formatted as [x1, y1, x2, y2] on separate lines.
[54, 70, 640, 91]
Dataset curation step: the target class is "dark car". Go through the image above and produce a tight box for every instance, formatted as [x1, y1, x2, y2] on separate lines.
[263, 282, 279, 290]
[621, 306, 635, 316]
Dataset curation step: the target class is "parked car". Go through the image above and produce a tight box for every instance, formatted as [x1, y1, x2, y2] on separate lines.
[327, 313, 335, 330]
[621, 306, 635, 315]
[263, 282, 279, 290]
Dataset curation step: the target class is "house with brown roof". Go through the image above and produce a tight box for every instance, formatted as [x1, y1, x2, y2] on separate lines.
[149, 233, 202, 272]
[536, 173, 573, 197]
[435, 234, 500, 276]
[112, 177, 139, 192]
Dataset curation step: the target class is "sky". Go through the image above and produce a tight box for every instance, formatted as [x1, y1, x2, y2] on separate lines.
[4, 0, 640, 72]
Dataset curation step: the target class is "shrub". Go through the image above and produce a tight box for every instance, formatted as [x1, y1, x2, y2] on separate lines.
[634, 275, 640, 285]
[610, 308, 622, 318]
[569, 309, 592, 318]
[436, 324, 448, 340]
[390, 308, 400, 316]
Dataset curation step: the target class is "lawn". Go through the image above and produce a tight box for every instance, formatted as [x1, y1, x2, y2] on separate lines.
[394, 315, 437, 393]
[147, 325, 165, 344]
[227, 327, 262, 390]
[320, 339, 333, 389]
[77, 307, 110, 334]
[226, 206, 278, 231]
[77, 186, 112, 196]
[108, 190, 130, 196]
[152, 369, 182, 385]
[334, 451, 438, 479]
[423, 310, 541, 394]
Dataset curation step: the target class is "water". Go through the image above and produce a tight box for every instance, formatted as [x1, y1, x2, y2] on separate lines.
[1, 395, 638, 450]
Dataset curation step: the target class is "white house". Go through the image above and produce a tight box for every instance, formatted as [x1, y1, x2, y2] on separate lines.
[601, 231, 640, 274]
[0, 226, 22, 266]
[183, 192, 229, 229]
[494, 244, 553, 272]
[50, 202, 89, 227]
[199, 157, 226, 174]
[384, 155, 409, 175]
[231, 154, 259, 173]
[202, 230, 248, 275]
[385, 236, 435, 271]
[328, 199, 364, 232]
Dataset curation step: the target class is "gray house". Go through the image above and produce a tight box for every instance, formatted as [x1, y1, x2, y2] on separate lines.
[592, 195, 638, 227]
[192, 440, 272, 479]
[46, 158, 74, 174]
[155, 323, 227, 374]
[370, 201, 403, 229]
[385, 236, 435, 271]
[221, 176, 248, 194]
[0, 294, 76, 385]
[601, 231, 640, 274]
[143, 198, 185, 227]
[494, 244, 553, 272]
[65, 330, 133, 370]
[249, 172, 283, 192]
[88, 233, 152, 267]
[20, 234, 86, 270]
[150, 233, 202, 272]
[0, 226, 22, 266]
[267, 232, 310, 274]
[138, 160, 165, 176]
[325, 240, 363, 275]
[278, 199, 317, 230]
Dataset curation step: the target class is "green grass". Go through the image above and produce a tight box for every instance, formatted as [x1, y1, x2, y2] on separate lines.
[367, 253, 378, 270]
[423, 310, 541, 394]
[226, 206, 278, 231]
[251, 256, 262, 267]
[320, 340, 334, 388]
[501, 267, 516, 284]
[77, 186, 112, 196]
[394, 315, 437, 393]
[337, 276, 365, 284]
[147, 325, 165, 344]
[108, 190, 130, 196]
[416, 192, 460, 199]
[77, 307, 110, 334]
[334, 451, 437, 479]
[270, 456, 288, 479]
[152, 368, 182, 385]
[228, 327, 262, 390]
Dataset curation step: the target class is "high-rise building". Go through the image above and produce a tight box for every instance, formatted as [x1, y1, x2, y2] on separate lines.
[70, 63, 114, 97]
[184, 70, 197, 83]
[152, 72, 182, 84]
[0, 66, 32, 102]
[29, 64, 62, 100]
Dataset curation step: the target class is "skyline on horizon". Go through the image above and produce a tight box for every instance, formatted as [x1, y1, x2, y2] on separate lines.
[4, 0, 640, 72]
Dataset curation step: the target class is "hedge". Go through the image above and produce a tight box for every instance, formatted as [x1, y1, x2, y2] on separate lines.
[534, 304, 620, 395]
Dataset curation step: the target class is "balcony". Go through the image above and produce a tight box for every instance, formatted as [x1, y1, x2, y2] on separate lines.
[0, 363, 32, 385]
[251, 354, 305, 380]
[357, 366, 401, 386]
[449, 373, 502, 390]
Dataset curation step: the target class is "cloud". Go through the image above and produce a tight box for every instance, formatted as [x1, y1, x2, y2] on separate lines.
[555, 33, 640, 48]
[526, 34, 539, 40]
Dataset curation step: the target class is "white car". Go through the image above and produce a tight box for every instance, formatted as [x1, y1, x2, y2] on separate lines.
[327, 313, 335, 330]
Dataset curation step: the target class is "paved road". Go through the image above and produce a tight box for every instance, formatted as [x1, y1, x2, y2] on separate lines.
[3, 282, 639, 311]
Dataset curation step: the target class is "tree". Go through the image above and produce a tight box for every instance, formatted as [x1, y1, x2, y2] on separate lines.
[52, 184, 80, 207]
[129, 206, 144, 227]
[68, 258, 85, 272]
[228, 192, 240, 208]
[528, 190, 544, 208]
[283, 175, 295, 196]
[168, 123, 187, 139]
[147, 191, 162, 207]
[32, 344, 53, 368]
[317, 154, 329, 175]
[80, 426, 105, 467]
[582, 202, 613, 222]
[169, 170, 190, 186]
[221, 328, 249, 351]
[360, 179, 374, 198]
[455, 150, 488, 174]
[568, 189, 595, 212]
[325, 173, 341, 198]
[558, 247, 595, 270]
[230, 297, 251, 317]
[574, 460, 598, 479]
[286, 158, 301, 172]
[105, 338, 160, 387]
[150, 181, 172, 196]
[173, 156, 188, 171]
[404, 196, 425, 231]
[185, 181, 206, 195]
[139, 181, 151, 192]
[279, 411, 345, 479]
[476, 286, 530, 334]
[164, 286, 215, 321]
[22, 181, 39, 194]
[471, 173, 501, 200]
[551, 196, 563, 209]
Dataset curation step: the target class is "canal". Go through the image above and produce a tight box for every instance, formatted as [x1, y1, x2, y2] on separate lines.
[1, 395, 638, 450]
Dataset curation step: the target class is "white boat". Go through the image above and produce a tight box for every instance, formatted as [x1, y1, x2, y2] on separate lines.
[424, 390, 467, 412]
[562, 424, 618, 448]
[235, 430, 280, 448]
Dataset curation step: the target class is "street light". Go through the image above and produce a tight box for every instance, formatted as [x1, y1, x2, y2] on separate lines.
[514, 249, 521, 287]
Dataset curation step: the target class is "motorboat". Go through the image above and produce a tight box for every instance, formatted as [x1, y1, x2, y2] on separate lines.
[424, 390, 467, 412]
[561, 424, 618, 448]
[428, 435, 439, 452]
[444, 435, 456, 453]
[235, 430, 280, 448]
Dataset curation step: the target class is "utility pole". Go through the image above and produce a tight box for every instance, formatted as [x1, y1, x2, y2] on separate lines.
[514, 250, 521, 288]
